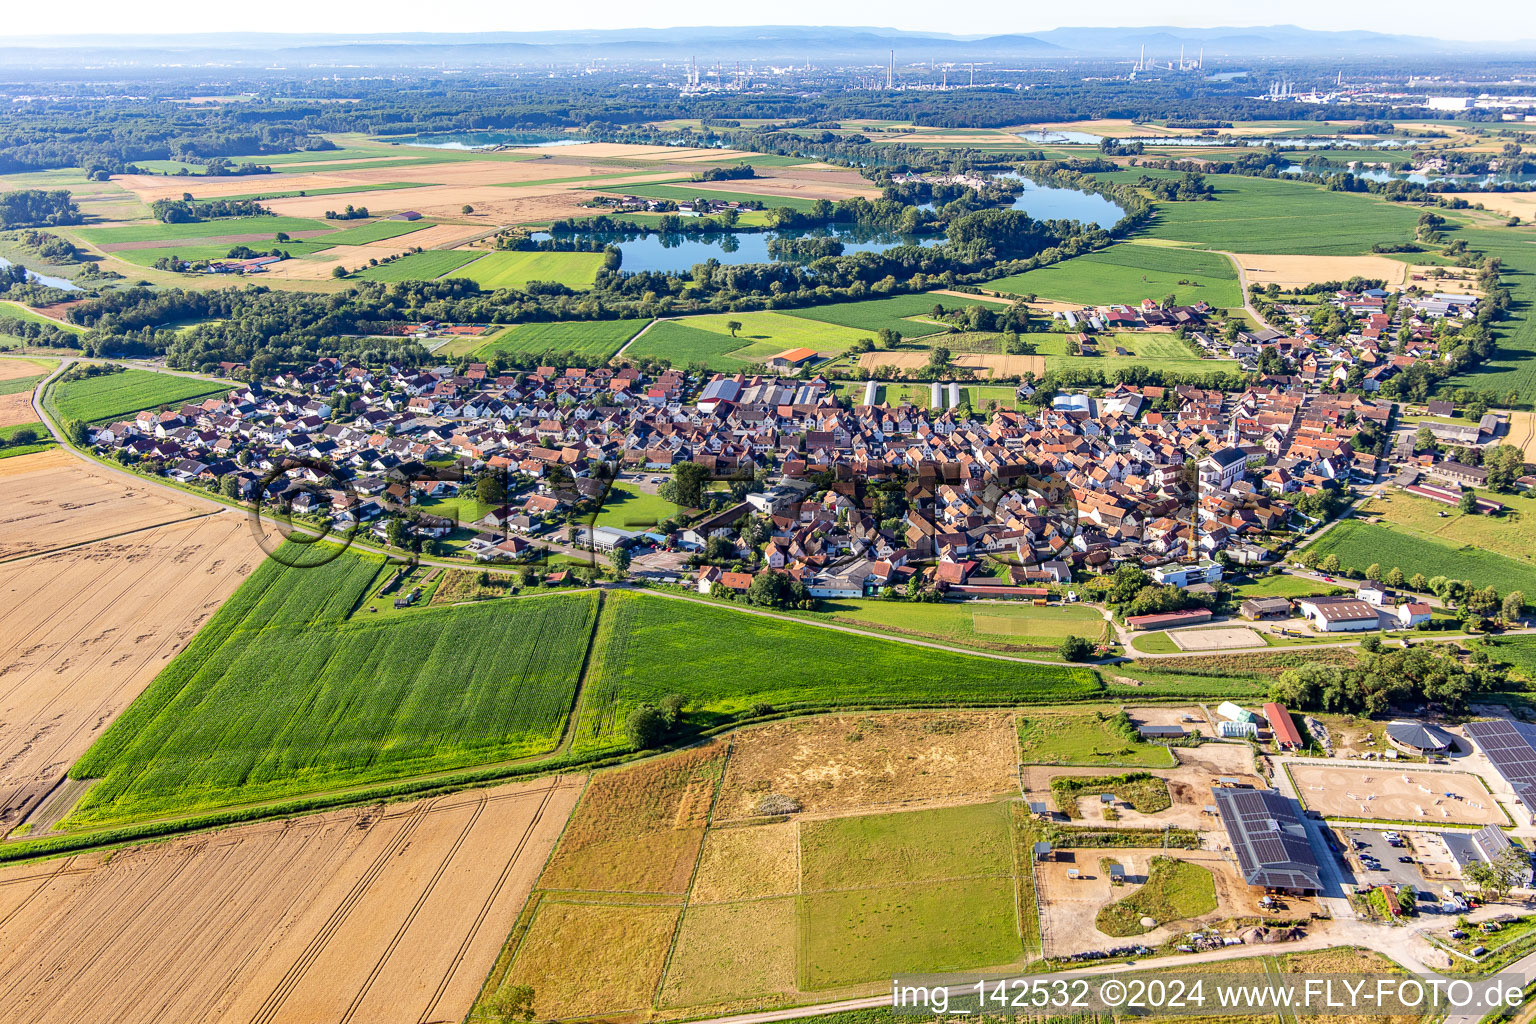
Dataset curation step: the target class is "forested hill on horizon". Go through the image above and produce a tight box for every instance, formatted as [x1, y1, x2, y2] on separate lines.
[6, 24, 1536, 66]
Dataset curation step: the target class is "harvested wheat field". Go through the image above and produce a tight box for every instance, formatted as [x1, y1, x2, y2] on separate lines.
[0, 511, 261, 830]
[1231, 253, 1409, 290]
[0, 359, 49, 383]
[1288, 763, 1505, 825]
[714, 711, 1018, 822]
[691, 168, 880, 201]
[0, 392, 36, 428]
[0, 775, 583, 1024]
[1438, 191, 1536, 220]
[0, 449, 214, 560]
[1509, 410, 1536, 461]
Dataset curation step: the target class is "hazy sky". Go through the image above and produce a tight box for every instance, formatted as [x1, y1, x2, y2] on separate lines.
[9, 1, 1536, 41]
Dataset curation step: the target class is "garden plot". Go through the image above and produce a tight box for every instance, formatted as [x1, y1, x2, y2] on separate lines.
[1169, 626, 1268, 651]
[1287, 763, 1506, 825]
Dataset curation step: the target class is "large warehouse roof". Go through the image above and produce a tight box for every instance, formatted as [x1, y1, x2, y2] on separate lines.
[1214, 787, 1323, 892]
[1464, 719, 1536, 808]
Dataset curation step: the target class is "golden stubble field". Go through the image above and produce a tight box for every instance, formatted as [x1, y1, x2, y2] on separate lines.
[0, 449, 264, 830]
[0, 357, 49, 428]
[1230, 252, 1410, 290]
[0, 776, 584, 1024]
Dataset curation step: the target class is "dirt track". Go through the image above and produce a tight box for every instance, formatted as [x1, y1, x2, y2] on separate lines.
[0, 775, 583, 1024]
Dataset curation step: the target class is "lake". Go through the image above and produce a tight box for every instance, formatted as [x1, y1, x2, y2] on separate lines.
[540, 225, 945, 274]
[997, 174, 1126, 228]
[383, 131, 590, 151]
[0, 256, 80, 292]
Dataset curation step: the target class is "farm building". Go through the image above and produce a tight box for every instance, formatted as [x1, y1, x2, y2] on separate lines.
[1396, 602, 1434, 629]
[1125, 607, 1213, 631]
[1264, 703, 1304, 751]
[1241, 596, 1292, 620]
[1385, 720, 1455, 756]
[1217, 701, 1255, 724]
[766, 348, 819, 370]
[1442, 825, 1532, 886]
[1214, 787, 1323, 895]
[1138, 724, 1187, 741]
[1297, 597, 1380, 632]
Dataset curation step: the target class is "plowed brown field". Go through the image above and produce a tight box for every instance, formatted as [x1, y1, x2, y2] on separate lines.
[0, 775, 583, 1024]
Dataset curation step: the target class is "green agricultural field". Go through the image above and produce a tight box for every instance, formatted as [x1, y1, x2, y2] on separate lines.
[349, 250, 481, 282]
[109, 240, 332, 268]
[1494, 636, 1536, 680]
[987, 242, 1243, 307]
[1017, 710, 1178, 768]
[454, 251, 606, 290]
[0, 373, 46, 397]
[597, 182, 822, 213]
[626, 310, 874, 370]
[312, 219, 434, 245]
[476, 318, 650, 361]
[1358, 492, 1536, 568]
[66, 550, 599, 826]
[75, 216, 330, 245]
[1444, 223, 1536, 402]
[0, 301, 85, 333]
[1095, 856, 1218, 936]
[1304, 520, 1536, 596]
[781, 293, 1003, 340]
[572, 592, 1100, 753]
[50, 369, 228, 424]
[1131, 174, 1421, 255]
[592, 480, 678, 529]
[816, 598, 1105, 651]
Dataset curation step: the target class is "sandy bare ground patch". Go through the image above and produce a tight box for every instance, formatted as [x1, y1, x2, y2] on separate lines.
[1230, 253, 1409, 290]
[0, 449, 213, 560]
[0, 775, 583, 1024]
[1437, 191, 1536, 220]
[0, 512, 261, 829]
[1287, 763, 1504, 824]
[1021, 753, 1260, 832]
[1033, 848, 1306, 957]
[714, 710, 1018, 821]
[1169, 626, 1268, 652]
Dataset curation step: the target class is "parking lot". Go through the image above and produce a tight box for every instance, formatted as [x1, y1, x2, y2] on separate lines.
[1338, 828, 1429, 889]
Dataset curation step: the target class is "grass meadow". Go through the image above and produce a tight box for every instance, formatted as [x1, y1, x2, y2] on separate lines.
[109, 240, 332, 268]
[475, 318, 650, 361]
[1304, 520, 1536, 596]
[570, 592, 1101, 754]
[816, 598, 1105, 651]
[66, 549, 599, 826]
[455, 250, 606, 290]
[1095, 856, 1217, 936]
[780, 292, 1001, 339]
[310, 219, 434, 245]
[626, 310, 872, 369]
[1017, 710, 1178, 768]
[987, 242, 1243, 307]
[50, 369, 227, 424]
[0, 301, 85, 333]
